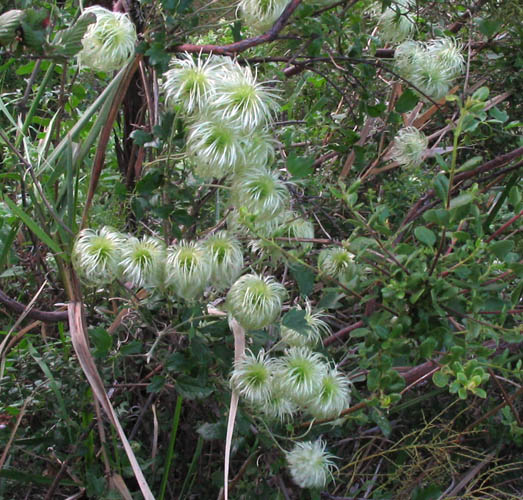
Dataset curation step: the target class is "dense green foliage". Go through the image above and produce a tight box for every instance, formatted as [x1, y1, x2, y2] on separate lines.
[0, 0, 521, 498]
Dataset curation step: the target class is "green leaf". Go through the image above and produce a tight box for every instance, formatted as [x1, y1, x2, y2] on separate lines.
[420, 337, 438, 359]
[423, 209, 450, 226]
[51, 13, 95, 57]
[3, 196, 62, 255]
[395, 88, 419, 113]
[412, 484, 443, 500]
[367, 368, 380, 392]
[370, 407, 392, 437]
[432, 371, 449, 388]
[414, 226, 436, 247]
[478, 18, 501, 38]
[449, 192, 475, 209]
[282, 309, 311, 334]
[176, 375, 214, 399]
[289, 263, 315, 297]
[147, 375, 166, 393]
[286, 153, 314, 179]
[230, 20, 242, 42]
[489, 240, 514, 260]
[433, 173, 449, 204]
[489, 107, 509, 123]
[90, 327, 112, 358]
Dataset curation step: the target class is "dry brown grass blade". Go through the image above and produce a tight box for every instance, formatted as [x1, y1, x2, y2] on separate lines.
[222, 318, 245, 500]
[81, 56, 141, 229]
[109, 474, 134, 500]
[0, 395, 31, 470]
[67, 301, 155, 499]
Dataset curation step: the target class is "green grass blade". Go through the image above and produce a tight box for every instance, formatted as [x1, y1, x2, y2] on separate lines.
[2, 196, 62, 256]
[26, 340, 72, 442]
[158, 394, 183, 500]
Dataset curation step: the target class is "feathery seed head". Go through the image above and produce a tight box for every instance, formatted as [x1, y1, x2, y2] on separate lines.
[280, 301, 331, 347]
[283, 212, 315, 252]
[256, 377, 298, 421]
[275, 347, 328, 403]
[241, 128, 277, 170]
[230, 349, 275, 403]
[72, 226, 124, 285]
[428, 37, 465, 78]
[307, 367, 351, 419]
[394, 40, 425, 78]
[239, 0, 289, 33]
[227, 273, 286, 330]
[412, 56, 452, 100]
[214, 65, 280, 130]
[203, 231, 244, 289]
[77, 7, 136, 72]
[119, 236, 165, 288]
[318, 246, 356, 281]
[392, 126, 428, 167]
[234, 168, 290, 221]
[285, 439, 337, 489]
[166, 240, 210, 300]
[377, 0, 416, 44]
[162, 53, 224, 114]
[187, 116, 246, 178]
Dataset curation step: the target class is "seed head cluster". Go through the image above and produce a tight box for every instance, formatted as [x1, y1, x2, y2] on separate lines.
[395, 37, 465, 100]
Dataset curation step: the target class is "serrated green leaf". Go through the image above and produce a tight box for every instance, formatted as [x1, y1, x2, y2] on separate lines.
[287, 153, 314, 179]
[176, 375, 213, 399]
[289, 263, 315, 297]
[51, 13, 95, 57]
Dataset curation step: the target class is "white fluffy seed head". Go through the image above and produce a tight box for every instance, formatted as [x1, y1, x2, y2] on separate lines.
[233, 167, 290, 221]
[306, 367, 351, 419]
[230, 349, 274, 403]
[202, 231, 244, 289]
[119, 236, 166, 288]
[226, 273, 286, 330]
[239, 0, 289, 33]
[275, 347, 328, 403]
[162, 53, 224, 114]
[77, 7, 137, 72]
[394, 39, 425, 78]
[427, 37, 465, 78]
[72, 226, 124, 285]
[285, 439, 337, 489]
[166, 240, 210, 300]
[240, 127, 277, 170]
[318, 246, 356, 282]
[377, 0, 416, 44]
[280, 301, 331, 347]
[186, 116, 246, 178]
[392, 126, 428, 167]
[412, 56, 452, 100]
[256, 376, 298, 421]
[213, 65, 280, 131]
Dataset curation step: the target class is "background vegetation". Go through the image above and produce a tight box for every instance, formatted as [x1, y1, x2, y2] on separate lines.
[0, 0, 521, 498]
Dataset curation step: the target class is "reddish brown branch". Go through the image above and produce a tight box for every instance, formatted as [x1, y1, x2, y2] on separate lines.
[0, 289, 67, 323]
[395, 147, 523, 243]
[173, 0, 302, 56]
[486, 209, 523, 243]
